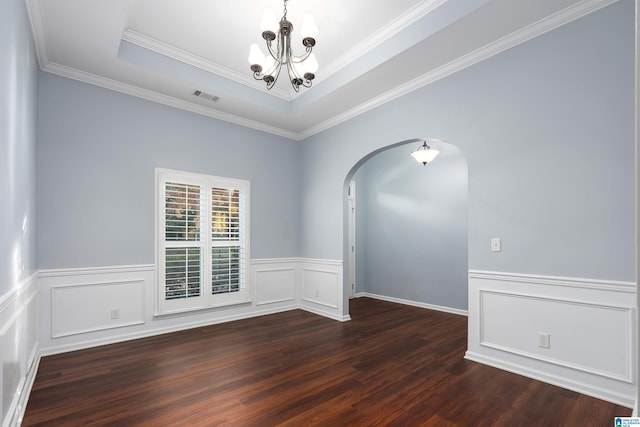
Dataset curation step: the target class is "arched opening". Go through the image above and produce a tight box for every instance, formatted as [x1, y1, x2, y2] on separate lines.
[342, 138, 469, 317]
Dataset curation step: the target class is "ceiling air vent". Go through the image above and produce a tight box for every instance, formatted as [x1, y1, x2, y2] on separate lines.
[193, 90, 220, 102]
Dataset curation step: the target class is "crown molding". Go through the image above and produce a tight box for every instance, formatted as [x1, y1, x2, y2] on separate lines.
[42, 62, 300, 140]
[121, 29, 292, 101]
[320, 0, 449, 79]
[299, 0, 620, 140]
[24, 0, 50, 68]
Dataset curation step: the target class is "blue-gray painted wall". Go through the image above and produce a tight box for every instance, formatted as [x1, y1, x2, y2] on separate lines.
[354, 143, 468, 310]
[0, 0, 39, 295]
[37, 74, 301, 268]
[1, 2, 38, 420]
[353, 142, 468, 309]
[34, 0, 635, 305]
[301, 0, 635, 286]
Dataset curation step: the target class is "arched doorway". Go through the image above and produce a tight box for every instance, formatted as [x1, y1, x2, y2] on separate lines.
[342, 138, 469, 317]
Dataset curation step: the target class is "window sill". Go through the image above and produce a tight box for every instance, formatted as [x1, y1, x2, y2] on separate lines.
[154, 294, 252, 317]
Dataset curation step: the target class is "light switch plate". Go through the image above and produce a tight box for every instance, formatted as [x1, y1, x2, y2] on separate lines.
[491, 238, 501, 252]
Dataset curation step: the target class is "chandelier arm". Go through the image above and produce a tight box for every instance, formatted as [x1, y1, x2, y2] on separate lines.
[263, 57, 281, 77]
[290, 45, 313, 64]
[301, 76, 313, 88]
[287, 61, 301, 80]
[266, 58, 284, 90]
[264, 39, 281, 63]
[252, 46, 281, 83]
[259, 24, 286, 87]
[287, 59, 302, 91]
[291, 44, 315, 87]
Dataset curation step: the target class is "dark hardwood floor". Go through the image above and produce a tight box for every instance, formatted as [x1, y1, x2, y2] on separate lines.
[24, 297, 630, 426]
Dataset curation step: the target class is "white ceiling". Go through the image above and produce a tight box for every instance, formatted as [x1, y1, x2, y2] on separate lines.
[26, 0, 615, 140]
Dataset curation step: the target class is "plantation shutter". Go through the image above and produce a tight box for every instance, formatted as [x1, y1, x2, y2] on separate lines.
[211, 187, 244, 295]
[164, 182, 203, 300]
[157, 168, 250, 315]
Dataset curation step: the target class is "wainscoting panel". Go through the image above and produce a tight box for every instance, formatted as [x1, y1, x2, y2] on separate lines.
[0, 273, 39, 427]
[38, 265, 155, 355]
[302, 268, 339, 309]
[252, 259, 297, 306]
[299, 259, 347, 321]
[51, 279, 145, 338]
[480, 290, 631, 381]
[39, 259, 342, 355]
[466, 270, 636, 407]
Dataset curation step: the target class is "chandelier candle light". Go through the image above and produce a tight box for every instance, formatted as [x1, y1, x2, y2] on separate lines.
[248, 0, 319, 91]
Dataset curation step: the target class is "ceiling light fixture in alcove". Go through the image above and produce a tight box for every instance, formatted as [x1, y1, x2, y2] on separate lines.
[410, 139, 441, 165]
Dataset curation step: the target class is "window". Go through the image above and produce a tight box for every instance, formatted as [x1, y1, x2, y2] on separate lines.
[156, 168, 250, 315]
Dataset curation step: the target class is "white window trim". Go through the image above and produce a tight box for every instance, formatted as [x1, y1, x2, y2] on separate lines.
[155, 168, 251, 316]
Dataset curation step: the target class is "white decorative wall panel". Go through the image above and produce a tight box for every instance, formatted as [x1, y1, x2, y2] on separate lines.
[39, 259, 345, 355]
[51, 280, 145, 338]
[38, 265, 155, 354]
[467, 270, 636, 407]
[0, 274, 39, 427]
[301, 268, 339, 309]
[252, 262, 296, 306]
[298, 259, 347, 322]
[480, 290, 632, 381]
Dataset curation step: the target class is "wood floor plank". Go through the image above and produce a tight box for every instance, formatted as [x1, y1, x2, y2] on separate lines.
[23, 298, 631, 426]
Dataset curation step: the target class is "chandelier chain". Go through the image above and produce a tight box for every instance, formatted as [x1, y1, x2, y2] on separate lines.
[282, 0, 288, 21]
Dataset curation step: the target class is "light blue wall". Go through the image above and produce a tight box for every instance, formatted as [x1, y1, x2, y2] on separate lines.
[34, 0, 636, 284]
[0, 1, 39, 423]
[353, 142, 468, 309]
[37, 74, 300, 269]
[0, 0, 39, 294]
[301, 0, 635, 283]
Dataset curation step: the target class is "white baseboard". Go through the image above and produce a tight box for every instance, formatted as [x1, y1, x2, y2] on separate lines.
[9, 350, 40, 427]
[465, 350, 634, 408]
[355, 292, 468, 316]
[301, 305, 351, 322]
[40, 304, 300, 356]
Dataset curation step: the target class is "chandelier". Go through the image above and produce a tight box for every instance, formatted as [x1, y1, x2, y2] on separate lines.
[248, 0, 319, 92]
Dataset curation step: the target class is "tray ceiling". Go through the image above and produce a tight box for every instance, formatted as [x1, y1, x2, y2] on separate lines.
[26, 0, 615, 139]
